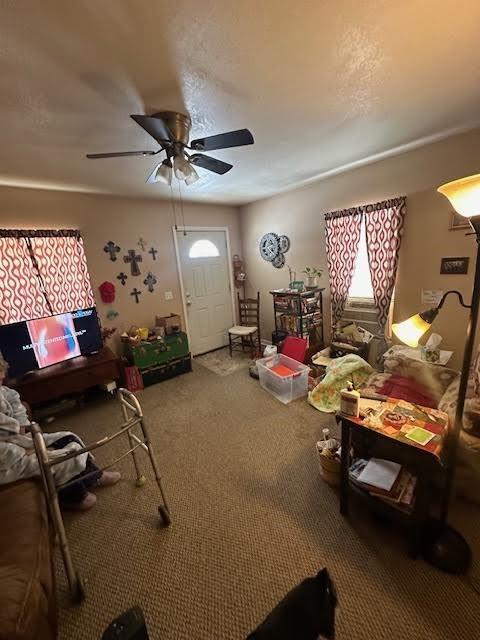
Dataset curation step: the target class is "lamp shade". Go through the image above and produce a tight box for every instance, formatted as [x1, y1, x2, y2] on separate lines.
[155, 159, 173, 185]
[438, 174, 480, 218]
[392, 313, 432, 348]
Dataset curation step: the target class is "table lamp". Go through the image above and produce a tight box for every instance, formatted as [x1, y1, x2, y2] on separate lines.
[392, 173, 480, 573]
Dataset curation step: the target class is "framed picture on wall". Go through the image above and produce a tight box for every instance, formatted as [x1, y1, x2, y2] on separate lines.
[449, 210, 470, 230]
[440, 257, 469, 275]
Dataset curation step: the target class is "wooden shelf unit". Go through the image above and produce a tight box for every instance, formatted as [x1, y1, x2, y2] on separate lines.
[270, 287, 324, 344]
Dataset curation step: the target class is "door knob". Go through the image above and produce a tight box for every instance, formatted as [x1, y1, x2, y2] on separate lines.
[185, 292, 192, 306]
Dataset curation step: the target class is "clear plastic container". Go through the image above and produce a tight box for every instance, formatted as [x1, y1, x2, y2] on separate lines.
[257, 353, 310, 404]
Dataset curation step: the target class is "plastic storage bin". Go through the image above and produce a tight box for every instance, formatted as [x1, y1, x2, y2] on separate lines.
[257, 353, 310, 404]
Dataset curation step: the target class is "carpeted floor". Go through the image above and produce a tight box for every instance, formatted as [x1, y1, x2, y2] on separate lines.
[195, 346, 252, 376]
[53, 361, 480, 639]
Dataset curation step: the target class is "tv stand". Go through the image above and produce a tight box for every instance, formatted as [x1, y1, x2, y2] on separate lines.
[10, 347, 121, 407]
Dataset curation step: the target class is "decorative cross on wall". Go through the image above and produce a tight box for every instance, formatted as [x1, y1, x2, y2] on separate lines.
[117, 272, 128, 286]
[130, 288, 142, 304]
[143, 272, 157, 293]
[124, 249, 142, 276]
[104, 241, 121, 261]
[138, 237, 147, 251]
[149, 247, 158, 261]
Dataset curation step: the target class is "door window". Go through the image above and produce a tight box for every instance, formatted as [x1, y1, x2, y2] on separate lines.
[189, 239, 219, 258]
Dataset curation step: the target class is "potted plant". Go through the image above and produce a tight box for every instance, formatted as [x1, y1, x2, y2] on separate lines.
[302, 267, 322, 288]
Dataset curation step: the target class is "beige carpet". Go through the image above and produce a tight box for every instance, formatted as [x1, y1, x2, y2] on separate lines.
[195, 346, 252, 376]
[53, 362, 480, 640]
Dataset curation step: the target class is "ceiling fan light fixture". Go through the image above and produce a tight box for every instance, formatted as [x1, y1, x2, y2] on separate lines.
[173, 153, 191, 181]
[155, 159, 173, 185]
[185, 165, 200, 186]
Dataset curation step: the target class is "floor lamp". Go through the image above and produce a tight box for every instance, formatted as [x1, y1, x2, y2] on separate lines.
[392, 173, 480, 574]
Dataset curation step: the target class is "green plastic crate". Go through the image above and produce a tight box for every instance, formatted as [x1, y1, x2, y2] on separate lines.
[124, 332, 189, 370]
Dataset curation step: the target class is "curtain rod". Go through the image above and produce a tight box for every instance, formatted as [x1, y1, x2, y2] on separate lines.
[325, 196, 406, 220]
[0, 229, 81, 239]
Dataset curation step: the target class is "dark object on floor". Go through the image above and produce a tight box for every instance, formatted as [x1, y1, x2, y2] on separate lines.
[272, 330, 288, 345]
[102, 606, 149, 640]
[421, 517, 472, 574]
[247, 568, 336, 640]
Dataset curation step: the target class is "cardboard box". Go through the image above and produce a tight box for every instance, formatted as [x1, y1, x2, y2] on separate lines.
[155, 313, 182, 335]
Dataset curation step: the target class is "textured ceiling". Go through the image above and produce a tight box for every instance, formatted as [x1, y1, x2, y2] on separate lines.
[1, 0, 480, 204]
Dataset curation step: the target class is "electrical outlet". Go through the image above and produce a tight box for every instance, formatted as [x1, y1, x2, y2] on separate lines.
[164, 291, 173, 300]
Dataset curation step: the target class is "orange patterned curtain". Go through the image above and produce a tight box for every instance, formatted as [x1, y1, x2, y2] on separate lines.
[364, 198, 406, 332]
[324, 208, 363, 326]
[0, 229, 95, 325]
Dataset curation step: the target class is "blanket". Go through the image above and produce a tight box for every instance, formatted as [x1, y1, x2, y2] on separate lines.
[308, 354, 373, 413]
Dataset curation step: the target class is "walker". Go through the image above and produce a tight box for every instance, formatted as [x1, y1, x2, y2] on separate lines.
[30, 388, 171, 604]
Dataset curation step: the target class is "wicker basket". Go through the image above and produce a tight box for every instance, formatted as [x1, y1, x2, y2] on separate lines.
[319, 451, 341, 486]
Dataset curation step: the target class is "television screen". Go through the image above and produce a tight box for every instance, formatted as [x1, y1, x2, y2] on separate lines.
[0, 307, 103, 379]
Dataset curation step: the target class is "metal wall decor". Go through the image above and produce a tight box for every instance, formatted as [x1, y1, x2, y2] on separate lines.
[149, 247, 158, 261]
[117, 272, 128, 286]
[124, 249, 142, 276]
[138, 237, 147, 251]
[259, 233, 290, 268]
[143, 272, 157, 292]
[104, 241, 120, 261]
[130, 288, 142, 303]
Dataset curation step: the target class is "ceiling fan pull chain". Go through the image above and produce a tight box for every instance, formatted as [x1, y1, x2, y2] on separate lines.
[177, 179, 187, 236]
[169, 182, 178, 230]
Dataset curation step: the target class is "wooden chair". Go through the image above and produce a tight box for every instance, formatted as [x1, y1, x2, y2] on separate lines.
[228, 292, 261, 358]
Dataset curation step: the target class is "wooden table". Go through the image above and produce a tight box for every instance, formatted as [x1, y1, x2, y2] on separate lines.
[339, 398, 450, 557]
[10, 347, 121, 407]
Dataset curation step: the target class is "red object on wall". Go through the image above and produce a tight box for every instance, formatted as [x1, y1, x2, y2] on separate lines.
[99, 281, 116, 303]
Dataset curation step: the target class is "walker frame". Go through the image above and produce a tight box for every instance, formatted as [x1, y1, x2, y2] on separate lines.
[30, 388, 171, 604]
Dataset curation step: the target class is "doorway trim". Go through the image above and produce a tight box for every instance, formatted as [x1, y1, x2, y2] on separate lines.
[172, 226, 237, 354]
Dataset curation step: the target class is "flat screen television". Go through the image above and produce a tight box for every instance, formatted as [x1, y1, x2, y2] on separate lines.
[0, 307, 103, 379]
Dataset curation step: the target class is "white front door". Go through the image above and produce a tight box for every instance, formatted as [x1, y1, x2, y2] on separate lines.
[177, 230, 233, 355]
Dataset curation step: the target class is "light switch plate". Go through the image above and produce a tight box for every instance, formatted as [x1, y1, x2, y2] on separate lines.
[164, 291, 173, 300]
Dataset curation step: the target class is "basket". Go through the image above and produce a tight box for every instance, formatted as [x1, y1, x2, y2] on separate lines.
[318, 451, 341, 486]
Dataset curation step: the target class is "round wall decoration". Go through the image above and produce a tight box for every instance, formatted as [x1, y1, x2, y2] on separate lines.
[272, 254, 285, 269]
[259, 232, 290, 268]
[278, 235, 290, 253]
[259, 233, 280, 262]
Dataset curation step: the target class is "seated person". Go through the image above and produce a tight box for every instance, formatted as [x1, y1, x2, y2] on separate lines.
[0, 356, 120, 510]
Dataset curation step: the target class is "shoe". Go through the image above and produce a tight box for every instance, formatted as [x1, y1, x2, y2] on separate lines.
[62, 492, 97, 511]
[97, 470, 121, 487]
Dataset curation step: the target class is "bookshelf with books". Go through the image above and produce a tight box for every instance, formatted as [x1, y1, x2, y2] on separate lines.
[270, 287, 324, 345]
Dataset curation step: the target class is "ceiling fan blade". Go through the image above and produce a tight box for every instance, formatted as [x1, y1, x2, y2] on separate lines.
[190, 128, 254, 152]
[130, 114, 174, 145]
[189, 154, 233, 175]
[86, 151, 157, 159]
[146, 163, 162, 184]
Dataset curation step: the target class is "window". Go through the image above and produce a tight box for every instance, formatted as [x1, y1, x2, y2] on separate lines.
[189, 239, 219, 258]
[0, 230, 95, 325]
[348, 218, 374, 300]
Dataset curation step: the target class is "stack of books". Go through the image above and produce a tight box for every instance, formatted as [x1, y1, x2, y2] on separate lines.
[349, 458, 417, 512]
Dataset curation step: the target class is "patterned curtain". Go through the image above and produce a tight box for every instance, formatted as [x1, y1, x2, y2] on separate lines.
[0, 229, 95, 325]
[324, 208, 363, 326]
[364, 198, 406, 333]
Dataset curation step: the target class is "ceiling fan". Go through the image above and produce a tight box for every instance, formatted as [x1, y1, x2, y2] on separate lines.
[86, 111, 254, 186]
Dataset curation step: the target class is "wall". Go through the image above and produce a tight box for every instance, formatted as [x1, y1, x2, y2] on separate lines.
[240, 128, 480, 368]
[0, 187, 241, 353]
